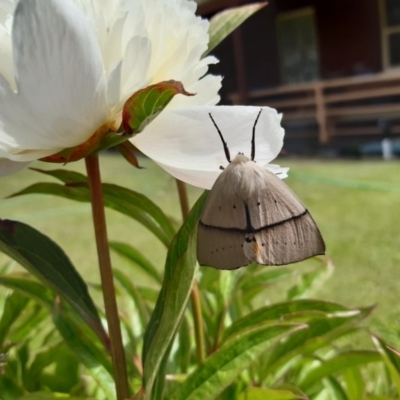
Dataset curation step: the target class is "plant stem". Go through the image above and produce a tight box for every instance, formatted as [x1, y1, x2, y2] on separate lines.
[176, 179, 190, 219]
[85, 154, 130, 400]
[175, 179, 206, 363]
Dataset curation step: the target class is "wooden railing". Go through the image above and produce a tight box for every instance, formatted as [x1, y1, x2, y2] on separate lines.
[228, 71, 400, 143]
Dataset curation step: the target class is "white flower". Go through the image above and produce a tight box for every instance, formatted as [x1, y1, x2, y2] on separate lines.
[132, 105, 288, 189]
[0, 0, 221, 175]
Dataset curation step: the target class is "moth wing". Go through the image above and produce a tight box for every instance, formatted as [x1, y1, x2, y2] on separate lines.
[246, 167, 307, 230]
[251, 211, 325, 265]
[200, 169, 247, 230]
[197, 223, 249, 270]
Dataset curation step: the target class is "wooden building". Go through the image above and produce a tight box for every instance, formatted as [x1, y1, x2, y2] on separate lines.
[197, 0, 400, 154]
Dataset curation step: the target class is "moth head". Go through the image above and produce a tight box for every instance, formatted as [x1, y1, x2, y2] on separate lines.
[232, 153, 250, 164]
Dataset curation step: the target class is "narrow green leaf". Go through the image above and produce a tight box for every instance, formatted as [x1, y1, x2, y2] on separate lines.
[142, 191, 209, 399]
[51, 302, 115, 400]
[343, 366, 364, 400]
[0, 291, 29, 347]
[218, 270, 238, 306]
[365, 396, 398, 400]
[260, 307, 372, 381]
[174, 324, 305, 400]
[0, 274, 113, 396]
[206, 3, 267, 55]
[11, 172, 175, 247]
[110, 241, 162, 284]
[237, 387, 308, 400]
[152, 344, 172, 400]
[24, 343, 74, 391]
[0, 221, 107, 346]
[8, 304, 49, 343]
[28, 167, 176, 242]
[224, 299, 354, 342]
[372, 335, 400, 397]
[29, 167, 87, 183]
[298, 351, 381, 389]
[0, 274, 57, 308]
[114, 268, 150, 328]
[0, 275, 55, 345]
[286, 261, 332, 300]
[175, 316, 192, 374]
[0, 376, 24, 400]
[122, 80, 194, 134]
[322, 377, 349, 400]
[16, 393, 89, 400]
[239, 268, 293, 292]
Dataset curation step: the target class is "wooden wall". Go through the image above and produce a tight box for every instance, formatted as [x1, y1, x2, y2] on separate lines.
[203, 0, 383, 103]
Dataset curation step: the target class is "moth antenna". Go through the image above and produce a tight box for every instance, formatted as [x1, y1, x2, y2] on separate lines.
[209, 113, 231, 163]
[251, 108, 263, 161]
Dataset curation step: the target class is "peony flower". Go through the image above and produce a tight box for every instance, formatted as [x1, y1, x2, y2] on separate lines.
[0, 0, 221, 175]
[132, 105, 288, 189]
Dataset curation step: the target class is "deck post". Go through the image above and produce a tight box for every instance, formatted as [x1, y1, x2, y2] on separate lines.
[315, 83, 329, 143]
[232, 27, 249, 105]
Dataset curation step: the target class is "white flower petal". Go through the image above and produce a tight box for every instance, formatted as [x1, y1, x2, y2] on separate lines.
[0, 0, 109, 160]
[266, 164, 289, 179]
[0, 0, 15, 89]
[0, 157, 29, 176]
[132, 106, 285, 189]
[143, 0, 213, 88]
[108, 35, 152, 112]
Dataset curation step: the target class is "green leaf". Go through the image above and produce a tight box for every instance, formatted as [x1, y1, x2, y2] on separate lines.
[174, 315, 192, 374]
[206, 3, 267, 55]
[239, 268, 293, 292]
[28, 168, 176, 244]
[122, 80, 194, 134]
[11, 170, 175, 247]
[260, 306, 373, 381]
[372, 335, 400, 397]
[218, 270, 238, 306]
[298, 351, 381, 389]
[0, 274, 113, 395]
[0, 376, 24, 400]
[0, 274, 57, 308]
[142, 191, 209, 399]
[29, 167, 87, 183]
[0, 221, 107, 346]
[322, 377, 349, 400]
[51, 302, 115, 400]
[110, 241, 162, 284]
[0, 291, 30, 348]
[286, 261, 333, 300]
[223, 299, 354, 342]
[174, 324, 305, 400]
[114, 268, 150, 328]
[237, 387, 308, 400]
[16, 393, 89, 400]
[24, 343, 76, 392]
[343, 366, 364, 400]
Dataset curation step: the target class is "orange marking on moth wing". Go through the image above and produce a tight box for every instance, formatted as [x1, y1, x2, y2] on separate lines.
[253, 241, 261, 256]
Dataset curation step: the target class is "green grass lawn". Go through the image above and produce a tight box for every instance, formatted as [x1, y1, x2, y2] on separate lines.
[1, 154, 399, 343]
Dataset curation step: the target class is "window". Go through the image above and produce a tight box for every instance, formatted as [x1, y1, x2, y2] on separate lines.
[276, 7, 319, 84]
[380, 0, 400, 68]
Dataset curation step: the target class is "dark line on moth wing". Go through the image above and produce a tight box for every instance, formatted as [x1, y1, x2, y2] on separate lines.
[200, 209, 309, 233]
[244, 202, 254, 232]
[251, 108, 263, 161]
[209, 113, 231, 163]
